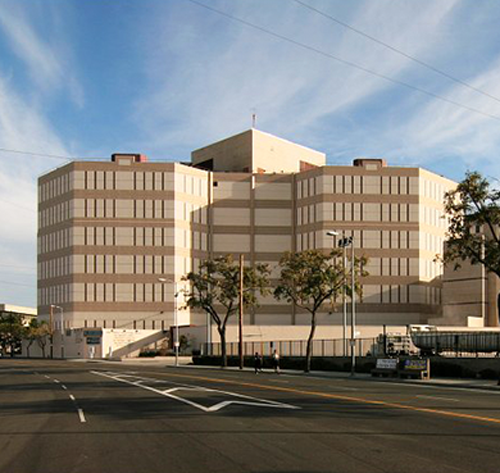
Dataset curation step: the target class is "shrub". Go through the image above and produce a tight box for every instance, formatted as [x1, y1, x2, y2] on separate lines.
[479, 368, 499, 380]
[139, 349, 158, 358]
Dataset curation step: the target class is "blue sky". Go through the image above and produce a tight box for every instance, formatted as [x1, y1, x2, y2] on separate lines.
[1, 0, 500, 307]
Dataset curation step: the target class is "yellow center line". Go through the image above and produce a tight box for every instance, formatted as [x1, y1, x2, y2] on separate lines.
[140, 369, 500, 426]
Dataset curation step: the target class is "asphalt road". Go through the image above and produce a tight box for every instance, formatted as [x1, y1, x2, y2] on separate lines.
[2, 359, 500, 473]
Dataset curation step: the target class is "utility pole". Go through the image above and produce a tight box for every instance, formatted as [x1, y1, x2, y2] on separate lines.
[49, 304, 54, 359]
[350, 239, 356, 376]
[342, 237, 347, 356]
[239, 254, 244, 369]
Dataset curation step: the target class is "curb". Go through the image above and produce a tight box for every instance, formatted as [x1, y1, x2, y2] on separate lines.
[178, 363, 500, 392]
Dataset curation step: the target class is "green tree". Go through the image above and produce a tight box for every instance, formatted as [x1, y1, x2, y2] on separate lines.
[24, 321, 37, 358]
[0, 313, 24, 357]
[23, 319, 50, 358]
[443, 171, 500, 320]
[274, 249, 367, 372]
[33, 320, 51, 358]
[183, 255, 270, 367]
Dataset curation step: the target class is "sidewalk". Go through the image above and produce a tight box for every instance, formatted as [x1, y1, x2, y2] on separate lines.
[173, 362, 500, 392]
[81, 357, 500, 393]
[77, 356, 193, 366]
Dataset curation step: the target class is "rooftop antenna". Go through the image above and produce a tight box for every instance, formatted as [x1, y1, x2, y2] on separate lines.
[251, 109, 257, 128]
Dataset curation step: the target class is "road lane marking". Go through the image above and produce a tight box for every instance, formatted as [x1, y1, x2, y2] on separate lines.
[369, 379, 500, 395]
[78, 409, 86, 423]
[281, 374, 359, 389]
[35, 373, 86, 424]
[91, 370, 300, 413]
[417, 395, 459, 402]
[141, 370, 500, 426]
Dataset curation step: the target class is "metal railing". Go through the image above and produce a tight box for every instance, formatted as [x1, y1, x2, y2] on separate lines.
[202, 337, 378, 358]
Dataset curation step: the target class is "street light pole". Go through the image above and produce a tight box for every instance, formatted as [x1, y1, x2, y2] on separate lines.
[326, 230, 346, 356]
[350, 240, 356, 377]
[239, 254, 244, 370]
[174, 282, 179, 367]
[158, 277, 180, 367]
[336, 235, 355, 374]
[342, 240, 347, 356]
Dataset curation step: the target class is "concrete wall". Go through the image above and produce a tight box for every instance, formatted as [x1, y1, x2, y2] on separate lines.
[191, 129, 325, 173]
[22, 328, 167, 359]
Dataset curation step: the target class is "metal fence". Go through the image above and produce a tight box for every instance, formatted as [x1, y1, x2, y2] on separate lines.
[203, 337, 378, 358]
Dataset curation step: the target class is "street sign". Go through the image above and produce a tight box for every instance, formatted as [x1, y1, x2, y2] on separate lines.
[84, 330, 102, 337]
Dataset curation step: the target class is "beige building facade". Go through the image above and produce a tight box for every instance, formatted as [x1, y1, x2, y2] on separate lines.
[38, 129, 466, 343]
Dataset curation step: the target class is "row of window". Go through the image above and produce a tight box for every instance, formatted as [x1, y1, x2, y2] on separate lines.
[298, 230, 423, 251]
[39, 173, 71, 202]
[73, 170, 207, 196]
[364, 258, 419, 277]
[421, 205, 449, 229]
[420, 179, 451, 203]
[80, 319, 170, 330]
[41, 170, 450, 205]
[421, 231, 445, 255]
[298, 175, 421, 199]
[298, 202, 420, 226]
[39, 201, 71, 228]
[39, 226, 211, 255]
[39, 255, 176, 279]
[40, 283, 440, 306]
[38, 228, 72, 254]
[39, 283, 180, 304]
[39, 252, 441, 281]
[73, 199, 172, 220]
[363, 284, 441, 305]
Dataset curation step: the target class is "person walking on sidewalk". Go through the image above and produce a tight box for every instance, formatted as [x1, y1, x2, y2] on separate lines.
[254, 352, 262, 374]
[272, 349, 280, 374]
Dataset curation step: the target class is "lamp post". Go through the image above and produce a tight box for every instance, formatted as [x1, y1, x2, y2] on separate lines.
[326, 230, 347, 356]
[50, 304, 64, 359]
[481, 234, 486, 323]
[158, 278, 181, 367]
[337, 236, 355, 376]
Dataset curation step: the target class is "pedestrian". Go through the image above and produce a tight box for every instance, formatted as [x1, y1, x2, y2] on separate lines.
[254, 352, 262, 374]
[272, 349, 280, 374]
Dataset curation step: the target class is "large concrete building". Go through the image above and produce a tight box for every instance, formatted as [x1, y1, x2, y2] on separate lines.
[38, 128, 467, 345]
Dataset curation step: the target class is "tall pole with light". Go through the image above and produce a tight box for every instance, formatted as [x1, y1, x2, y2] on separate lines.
[339, 236, 355, 376]
[158, 277, 180, 367]
[50, 304, 64, 359]
[326, 230, 346, 356]
[336, 235, 355, 375]
[238, 254, 244, 370]
[350, 237, 356, 376]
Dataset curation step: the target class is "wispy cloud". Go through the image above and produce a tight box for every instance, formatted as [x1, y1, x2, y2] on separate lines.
[132, 0, 459, 156]
[0, 1, 84, 107]
[399, 57, 500, 159]
[0, 72, 70, 306]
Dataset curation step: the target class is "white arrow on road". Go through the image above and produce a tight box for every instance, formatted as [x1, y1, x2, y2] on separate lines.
[91, 370, 300, 413]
